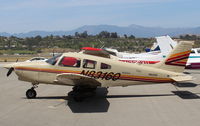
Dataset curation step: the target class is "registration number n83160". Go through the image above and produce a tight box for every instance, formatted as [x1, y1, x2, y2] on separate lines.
[81, 70, 121, 81]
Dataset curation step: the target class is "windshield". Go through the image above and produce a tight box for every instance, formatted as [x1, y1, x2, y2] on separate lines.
[46, 54, 62, 65]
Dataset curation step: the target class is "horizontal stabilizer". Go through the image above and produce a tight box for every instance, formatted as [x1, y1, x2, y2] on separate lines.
[171, 75, 193, 82]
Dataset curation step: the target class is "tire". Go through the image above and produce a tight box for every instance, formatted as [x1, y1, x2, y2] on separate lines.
[26, 89, 37, 99]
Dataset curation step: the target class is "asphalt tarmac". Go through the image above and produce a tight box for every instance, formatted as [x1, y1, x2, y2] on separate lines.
[0, 66, 200, 126]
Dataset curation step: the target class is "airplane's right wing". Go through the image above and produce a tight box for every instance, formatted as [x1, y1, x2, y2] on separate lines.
[81, 47, 111, 58]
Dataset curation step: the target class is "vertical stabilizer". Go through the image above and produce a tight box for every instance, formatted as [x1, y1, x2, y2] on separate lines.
[156, 35, 177, 57]
[155, 41, 193, 73]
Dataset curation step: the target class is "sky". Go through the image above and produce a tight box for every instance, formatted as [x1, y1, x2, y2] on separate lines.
[0, 0, 199, 33]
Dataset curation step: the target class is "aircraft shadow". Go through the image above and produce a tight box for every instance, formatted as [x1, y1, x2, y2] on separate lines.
[172, 91, 200, 99]
[33, 96, 67, 100]
[23, 89, 200, 113]
[106, 94, 174, 98]
[184, 71, 200, 74]
[67, 90, 200, 113]
[67, 88, 110, 113]
[32, 91, 200, 101]
[175, 82, 198, 87]
[183, 72, 191, 74]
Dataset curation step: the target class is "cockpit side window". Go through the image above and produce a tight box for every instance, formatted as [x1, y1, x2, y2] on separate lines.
[46, 54, 62, 65]
[83, 59, 96, 69]
[197, 49, 200, 54]
[59, 57, 81, 67]
[191, 50, 195, 54]
[101, 63, 111, 69]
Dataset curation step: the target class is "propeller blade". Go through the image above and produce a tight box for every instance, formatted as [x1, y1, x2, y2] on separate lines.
[7, 67, 14, 77]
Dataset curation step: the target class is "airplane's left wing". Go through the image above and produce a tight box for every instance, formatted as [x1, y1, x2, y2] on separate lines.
[54, 73, 101, 87]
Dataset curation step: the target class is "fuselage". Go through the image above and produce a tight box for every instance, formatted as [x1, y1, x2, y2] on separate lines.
[9, 52, 181, 87]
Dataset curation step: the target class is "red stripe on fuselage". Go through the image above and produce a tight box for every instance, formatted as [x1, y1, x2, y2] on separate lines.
[120, 76, 172, 83]
[120, 60, 160, 64]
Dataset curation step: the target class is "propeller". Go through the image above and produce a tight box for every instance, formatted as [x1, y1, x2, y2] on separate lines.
[7, 67, 14, 77]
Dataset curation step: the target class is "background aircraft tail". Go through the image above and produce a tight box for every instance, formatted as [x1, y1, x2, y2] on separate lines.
[154, 41, 193, 73]
[156, 35, 177, 57]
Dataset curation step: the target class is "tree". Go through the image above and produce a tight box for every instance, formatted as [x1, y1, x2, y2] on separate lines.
[98, 31, 110, 38]
[110, 32, 118, 38]
[129, 35, 135, 39]
[180, 35, 184, 39]
[80, 31, 88, 38]
[124, 34, 128, 38]
[75, 32, 79, 37]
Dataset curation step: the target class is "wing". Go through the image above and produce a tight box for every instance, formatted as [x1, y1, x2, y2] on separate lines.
[54, 73, 101, 87]
[81, 47, 110, 58]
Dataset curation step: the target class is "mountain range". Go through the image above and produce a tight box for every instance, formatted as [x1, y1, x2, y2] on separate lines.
[1, 24, 200, 38]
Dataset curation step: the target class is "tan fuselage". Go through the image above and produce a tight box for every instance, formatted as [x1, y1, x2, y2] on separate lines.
[10, 53, 182, 87]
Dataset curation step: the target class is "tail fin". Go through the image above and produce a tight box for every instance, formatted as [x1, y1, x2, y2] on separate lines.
[154, 41, 194, 73]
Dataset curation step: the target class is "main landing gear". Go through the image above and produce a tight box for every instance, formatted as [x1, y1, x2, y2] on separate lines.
[25, 84, 97, 101]
[26, 84, 38, 99]
[68, 85, 97, 102]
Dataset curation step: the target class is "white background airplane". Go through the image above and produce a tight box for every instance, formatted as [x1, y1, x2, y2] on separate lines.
[105, 36, 200, 69]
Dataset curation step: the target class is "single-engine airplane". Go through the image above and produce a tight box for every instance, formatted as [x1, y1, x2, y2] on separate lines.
[4, 41, 193, 101]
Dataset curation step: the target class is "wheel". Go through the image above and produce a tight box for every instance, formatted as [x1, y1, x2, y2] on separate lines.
[26, 89, 37, 99]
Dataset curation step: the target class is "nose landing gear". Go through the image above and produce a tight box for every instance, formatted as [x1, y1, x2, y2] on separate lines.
[26, 84, 38, 99]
